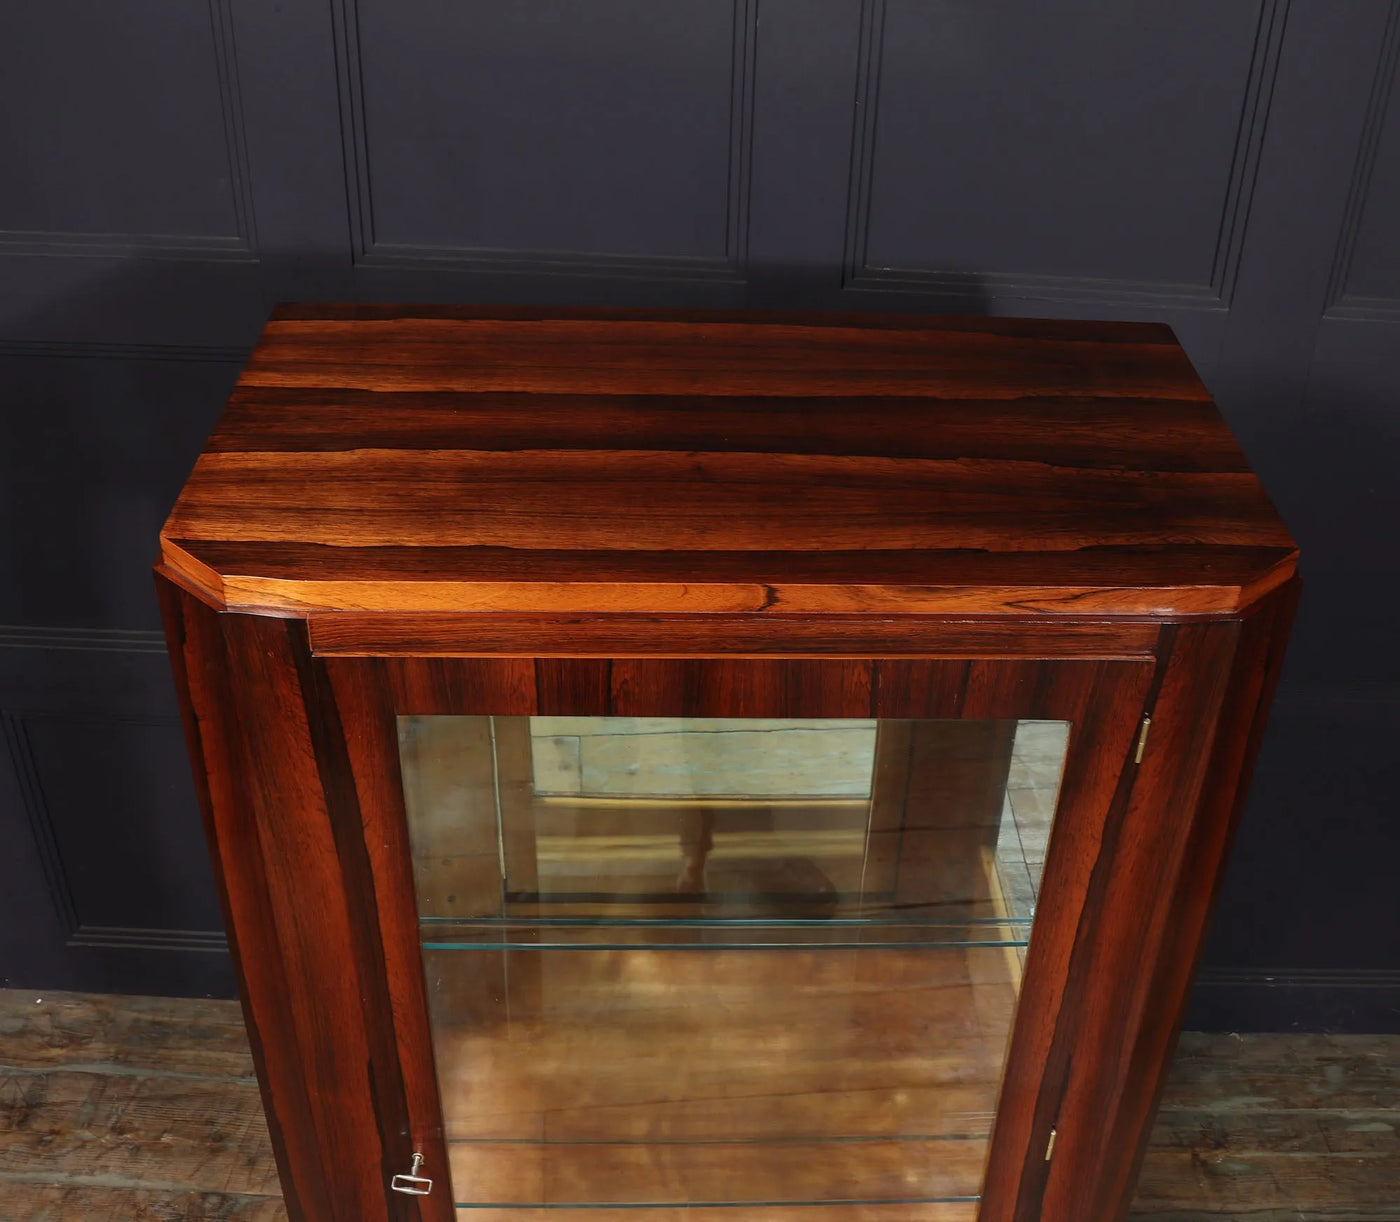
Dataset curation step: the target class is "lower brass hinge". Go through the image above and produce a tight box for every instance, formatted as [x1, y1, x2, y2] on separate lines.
[1045, 1126, 1058, 1161]
[1134, 716, 1152, 764]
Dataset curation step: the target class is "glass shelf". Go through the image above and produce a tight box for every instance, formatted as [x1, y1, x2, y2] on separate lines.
[421, 917, 1032, 951]
[400, 715, 1068, 1215]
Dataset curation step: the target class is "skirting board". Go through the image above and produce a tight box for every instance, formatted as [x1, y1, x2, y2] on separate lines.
[1186, 967, 1400, 1033]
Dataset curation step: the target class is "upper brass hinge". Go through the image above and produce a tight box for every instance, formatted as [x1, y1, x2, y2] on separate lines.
[1134, 715, 1152, 764]
[1045, 1126, 1058, 1161]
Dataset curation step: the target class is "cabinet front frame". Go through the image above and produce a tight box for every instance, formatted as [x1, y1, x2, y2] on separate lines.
[330, 653, 1157, 1222]
[158, 575, 1298, 1222]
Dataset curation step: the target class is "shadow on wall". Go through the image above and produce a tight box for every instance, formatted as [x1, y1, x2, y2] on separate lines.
[1188, 680, 1400, 1032]
[1186, 359, 1400, 1031]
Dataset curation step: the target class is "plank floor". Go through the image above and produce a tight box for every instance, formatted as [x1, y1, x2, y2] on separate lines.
[2, 989, 1397, 1221]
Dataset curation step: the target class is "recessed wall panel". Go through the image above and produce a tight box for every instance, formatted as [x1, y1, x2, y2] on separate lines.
[0, 0, 244, 241]
[861, 0, 1266, 290]
[355, 0, 741, 260]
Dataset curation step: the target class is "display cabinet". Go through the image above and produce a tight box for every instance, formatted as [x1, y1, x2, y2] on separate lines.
[156, 306, 1298, 1222]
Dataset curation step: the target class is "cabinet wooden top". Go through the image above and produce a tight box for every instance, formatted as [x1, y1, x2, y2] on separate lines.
[159, 305, 1296, 622]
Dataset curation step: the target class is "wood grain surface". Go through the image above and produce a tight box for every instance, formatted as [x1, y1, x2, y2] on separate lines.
[307, 613, 1161, 659]
[157, 308, 1297, 624]
[157, 577, 422, 1222]
[980, 578, 1289, 1222]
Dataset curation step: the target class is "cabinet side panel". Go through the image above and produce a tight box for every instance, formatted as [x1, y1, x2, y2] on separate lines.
[156, 576, 315, 1220]
[1037, 612, 1269, 1222]
[156, 575, 322, 1222]
[156, 577, 414, 1221]
[1079, 579, 1300, 1221]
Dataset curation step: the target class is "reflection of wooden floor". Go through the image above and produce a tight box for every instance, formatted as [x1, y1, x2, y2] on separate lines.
[427, 945, 1015, 1208]
[447, 1139, 987, 1212]
[3, 990, 1399, 1220]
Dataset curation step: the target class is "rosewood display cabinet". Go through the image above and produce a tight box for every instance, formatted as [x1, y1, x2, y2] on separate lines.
[156, 306, 1298, 1222]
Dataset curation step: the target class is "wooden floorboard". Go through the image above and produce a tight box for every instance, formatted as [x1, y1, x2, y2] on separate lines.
[1132, 1032, 1400, 1221]
[2, 990, 1397, 1221]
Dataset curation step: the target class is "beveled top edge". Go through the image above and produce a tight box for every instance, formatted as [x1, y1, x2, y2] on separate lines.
[266, 302, 1180, 343]
[156, 537, 1298, 623]
[162, 306, 1296, 624]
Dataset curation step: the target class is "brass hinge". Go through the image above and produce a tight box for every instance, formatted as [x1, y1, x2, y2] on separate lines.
[1134, 715, 1152, 764]
[1045, 1126, 1058, 1161]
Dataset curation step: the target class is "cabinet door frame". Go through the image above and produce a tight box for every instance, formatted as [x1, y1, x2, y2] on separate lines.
[158, 575, 1298, 1222]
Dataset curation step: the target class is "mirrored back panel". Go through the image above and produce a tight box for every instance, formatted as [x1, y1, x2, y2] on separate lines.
[399, 715, 1070, 1215]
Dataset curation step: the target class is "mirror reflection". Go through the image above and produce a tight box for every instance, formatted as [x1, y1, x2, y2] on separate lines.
[399, 715, 1069, 1212]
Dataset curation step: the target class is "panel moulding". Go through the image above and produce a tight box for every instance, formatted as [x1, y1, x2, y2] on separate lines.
[67, 926, 228, 953]
[330, 0, 756, 280]
[0, 706, 222, 956]
[1324, 0, 1400, 321]
[1, 712, 81, 936]
[842, 0, 1291, 312]
[0, 0, 258, 263]
[0, 626, 170, 654]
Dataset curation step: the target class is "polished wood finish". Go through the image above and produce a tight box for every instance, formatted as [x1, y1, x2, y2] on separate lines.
[323, 657, 455, 1222]
[1056, 578, 1302, 1221]
[159, 308, 1295, 623]
[157, 577, 421, 1222]
[308, 613, 1162, 659]
[156, 307, 1300, 1222]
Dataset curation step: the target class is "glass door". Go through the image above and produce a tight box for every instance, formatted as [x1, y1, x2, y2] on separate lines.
[396, 715, 1070, 1218]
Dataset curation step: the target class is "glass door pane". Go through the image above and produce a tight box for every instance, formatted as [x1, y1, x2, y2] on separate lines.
[398, 716, 1070, 1218]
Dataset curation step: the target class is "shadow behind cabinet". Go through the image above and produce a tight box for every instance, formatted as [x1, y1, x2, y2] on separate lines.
[156, 307, 1298, 1222]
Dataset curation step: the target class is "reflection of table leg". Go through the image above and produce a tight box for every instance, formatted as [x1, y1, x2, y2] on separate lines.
[496, 716, 540, 899]
[863, 721, 1018, 913]
[676, 807, 715, 892]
